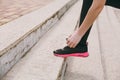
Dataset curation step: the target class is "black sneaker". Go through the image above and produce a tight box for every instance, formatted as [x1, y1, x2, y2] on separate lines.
[53, 44, 89, 58]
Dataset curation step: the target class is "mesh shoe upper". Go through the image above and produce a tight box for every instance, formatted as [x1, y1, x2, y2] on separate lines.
[53, 44, 88, 54]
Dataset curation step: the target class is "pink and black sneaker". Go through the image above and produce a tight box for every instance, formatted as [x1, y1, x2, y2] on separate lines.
[53, 44, 89, 58]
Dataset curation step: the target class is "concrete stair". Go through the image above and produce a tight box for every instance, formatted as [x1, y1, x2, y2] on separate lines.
[0, 0, 82, 80]
[96, 6, 120, 80]
[1, 0, 120, 80]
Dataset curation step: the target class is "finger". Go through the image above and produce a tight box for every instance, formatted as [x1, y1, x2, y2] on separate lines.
[66, 37, 71, 44]
[69, 41, 76, 48]
[74, 41, 79, 48]
[67, 41, 73, 48]
[70, 43, 75, 48]
[72, 43, 77, 48]
[66, 39, 70, 44]
[67, 42, 71, 47]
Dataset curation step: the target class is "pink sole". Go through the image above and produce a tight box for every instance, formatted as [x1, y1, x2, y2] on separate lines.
[54, 52, 89, 58]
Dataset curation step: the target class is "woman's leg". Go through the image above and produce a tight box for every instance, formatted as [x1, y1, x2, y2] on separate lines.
[77, 0, 120, 47]
[76, 0, 93, 47]
[53, 0, 93, 57]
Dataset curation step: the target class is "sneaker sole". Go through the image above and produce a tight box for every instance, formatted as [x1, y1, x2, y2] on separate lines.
[54, 52, 89, 58]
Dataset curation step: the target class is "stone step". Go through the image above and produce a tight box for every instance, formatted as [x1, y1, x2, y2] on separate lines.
[1, 0, 82, 80]
[0, 0, 78, 78]
[97, 6, 120, 80]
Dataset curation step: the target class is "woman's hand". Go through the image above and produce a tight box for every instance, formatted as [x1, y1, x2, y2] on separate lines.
[66, 30, 82, 48]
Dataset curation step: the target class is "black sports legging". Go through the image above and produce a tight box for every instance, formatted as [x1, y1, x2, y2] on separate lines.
[77, 0, 120, 47]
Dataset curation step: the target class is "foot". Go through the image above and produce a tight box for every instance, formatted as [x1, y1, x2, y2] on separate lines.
[53, 44, 89, 58]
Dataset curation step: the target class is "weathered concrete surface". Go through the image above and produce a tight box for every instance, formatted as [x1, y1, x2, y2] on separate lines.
[0, 0, 55, 26]
[114, 8, 120, 22]
[97, 6, 120, 80]
[0, 0, 78, 79]
[1, 1, 120, 80]
[1, 0, 81, 79]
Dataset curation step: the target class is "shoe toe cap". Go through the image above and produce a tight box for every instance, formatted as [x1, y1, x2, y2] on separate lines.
[53, 49, 63, 53]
